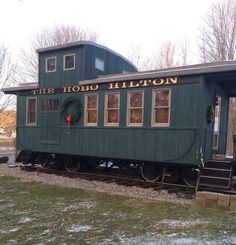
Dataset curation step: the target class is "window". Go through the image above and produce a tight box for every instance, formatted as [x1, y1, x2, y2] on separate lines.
[105, 93, 120, 126]
[26, 97, 37, 125]
[45, 57, 56, 72]
[64, 54, 75, 70]
[84, 94, 98, 126]
[127, 91, 144, 126]
[152, 89, 171, 127]
[95, 57, 104, 71]
[41, 100, 59, 111]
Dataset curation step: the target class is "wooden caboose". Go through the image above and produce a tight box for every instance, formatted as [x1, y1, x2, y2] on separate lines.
[3, 41, 236, 190]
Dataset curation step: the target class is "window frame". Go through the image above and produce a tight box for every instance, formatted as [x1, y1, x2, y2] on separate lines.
[45, 56, 57, 73]
[84, 93, 99, 127]
[63, 53, 75, 71]
[26, 97, 37, 126]
[104, 92, 120, 127]
[151, 89, 171, 127]
[95, 57, 104, 72]
[127, 90, 144, 127]
[41, 99, 59, 111]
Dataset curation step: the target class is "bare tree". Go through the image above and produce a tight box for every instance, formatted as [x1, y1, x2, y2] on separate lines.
[127, 44, 155, 71]
[199, 0, 236, 62]
[154, 41, 177, 69]
[20, 24, 99, 83]
[152, 40, 191, 70]
[179, 40, 191, 66]
[0, 45, 17, 127]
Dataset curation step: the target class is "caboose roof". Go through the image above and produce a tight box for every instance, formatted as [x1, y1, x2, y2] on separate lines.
[3, 60, 236, 95]
[80, 60, 236, 85]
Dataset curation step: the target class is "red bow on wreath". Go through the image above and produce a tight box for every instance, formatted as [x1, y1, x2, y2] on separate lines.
[66, 115, 72, 128]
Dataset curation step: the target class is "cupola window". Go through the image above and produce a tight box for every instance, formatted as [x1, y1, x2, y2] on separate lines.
[64, 54, 75, 70]
[45, 57, 56, 72]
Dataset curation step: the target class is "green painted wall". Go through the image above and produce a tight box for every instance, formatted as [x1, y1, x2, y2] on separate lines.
[16, 81, 201, 166]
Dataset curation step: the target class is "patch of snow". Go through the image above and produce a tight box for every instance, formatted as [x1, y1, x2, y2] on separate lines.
[158, 219, 209, 227]
[0, 227, 20, 234]
[66, 224, 92, 233]
[19, 217, 32, 224]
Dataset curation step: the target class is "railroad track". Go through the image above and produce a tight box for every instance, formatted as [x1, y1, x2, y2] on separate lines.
[19, 164, 195, 197]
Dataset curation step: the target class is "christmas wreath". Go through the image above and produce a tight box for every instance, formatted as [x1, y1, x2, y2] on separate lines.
[61, 96, 82, 126]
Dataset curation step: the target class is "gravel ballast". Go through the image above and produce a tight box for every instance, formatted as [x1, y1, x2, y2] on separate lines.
[0, 163, 193, 205]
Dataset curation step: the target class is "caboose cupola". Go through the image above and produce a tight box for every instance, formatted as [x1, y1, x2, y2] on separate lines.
[37, 41, 138, 88]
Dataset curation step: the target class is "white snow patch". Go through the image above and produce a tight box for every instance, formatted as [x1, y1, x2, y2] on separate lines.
[0, 227, 20, 234]
[66, 224, 92, 233]
[63, 201, 96, 212]
[19, 217, 32, 224]
[158, 219, 209, 227]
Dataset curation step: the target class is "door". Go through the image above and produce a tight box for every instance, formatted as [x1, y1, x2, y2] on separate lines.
[40, 99, 60, 144]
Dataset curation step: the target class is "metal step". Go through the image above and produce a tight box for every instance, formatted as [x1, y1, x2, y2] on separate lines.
[201, 168, 231, 178]
[196, 160, 234, 191]
[205, 160, 232, 170]
[199, 176, 230, 187]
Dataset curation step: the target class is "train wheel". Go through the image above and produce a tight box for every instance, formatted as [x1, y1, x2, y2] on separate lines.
[65, 157, 80, 173]
[183, 168, 198, 187]
[140, 163, 161, 182]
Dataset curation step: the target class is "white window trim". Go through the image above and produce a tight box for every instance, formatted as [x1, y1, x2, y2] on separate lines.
[45, 56, 56, 73]
[84, 94, 99, 126]
[104, 93, 120, 127]
[127, 90, 144, 127]
[151, 89, 171, 127]
[63, 53, 75, 71]
[26, 97, 37, 126]
[95, 57, 104, 71]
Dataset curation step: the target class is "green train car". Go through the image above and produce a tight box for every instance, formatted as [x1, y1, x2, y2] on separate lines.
[3, 41, 236, 187]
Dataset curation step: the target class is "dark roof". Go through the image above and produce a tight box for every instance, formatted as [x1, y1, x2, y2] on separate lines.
[36, 41, 137, 71]
[79, 61, 236, 85]
[2, 83, 38, 95]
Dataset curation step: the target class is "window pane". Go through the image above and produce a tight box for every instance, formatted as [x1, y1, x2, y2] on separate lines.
[28, 99, 36, 111]
[155, 108, 169, 124]
[28, 112, 36, 124]
[107, 110, 119, 123]
[64, 55, 75, 69]
[130, 92, 143, 107]
[42, 100, 59, 111]
[27, 98, 36, 125]
[107, 94, 119, 109]
[87, 95, 98, 109]
[95, 58, 104, 71]
[46, 57, 56, 72]
[130, 109, 142, 123]
[213, 133, 219, 148]
[87, 110, 97, 123]
[155, 90, 169, 107]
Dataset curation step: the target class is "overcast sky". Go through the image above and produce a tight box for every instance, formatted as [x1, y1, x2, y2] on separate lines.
[1, 0, 216, 62]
